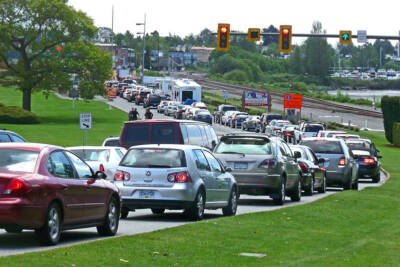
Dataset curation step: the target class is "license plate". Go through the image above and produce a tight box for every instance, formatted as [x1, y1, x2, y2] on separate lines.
[234, 162, 248, 169]
[201, 116, 207, 119]
[139, 190, 154, 199]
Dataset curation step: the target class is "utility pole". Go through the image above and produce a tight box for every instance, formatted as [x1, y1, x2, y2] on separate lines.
[136, 14, 146, 78]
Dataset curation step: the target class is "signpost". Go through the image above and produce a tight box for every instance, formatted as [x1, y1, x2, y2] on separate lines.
[244, 91, 268, 106]
[357, 30, 367, 43]
[284, 94, 302, 122]
[222, 90, 228, 103]
[80, 113, 92, 146]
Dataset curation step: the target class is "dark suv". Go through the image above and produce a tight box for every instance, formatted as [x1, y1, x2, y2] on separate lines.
[135, 91, 151, 105]
[144, 94, 161, 108]
[256, 113, 283, 133]
[119, 120, 218, 151]
[0, 129, 26, 143]
[214, 105, 237, 124]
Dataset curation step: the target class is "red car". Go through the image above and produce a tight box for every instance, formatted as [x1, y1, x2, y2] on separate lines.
[0, 143, 121, 245]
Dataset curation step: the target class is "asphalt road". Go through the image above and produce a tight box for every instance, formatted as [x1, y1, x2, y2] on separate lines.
[0, 96, 388, 256]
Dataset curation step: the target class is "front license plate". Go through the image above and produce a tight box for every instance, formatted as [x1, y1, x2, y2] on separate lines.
[139, 190, 154, 199]
[234, 162, 248, 169]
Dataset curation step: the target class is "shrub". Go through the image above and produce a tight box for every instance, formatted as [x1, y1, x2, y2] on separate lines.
[381, 96, 400, 143]
[0, 106, 40, 124]
[392, 122, 400, 146]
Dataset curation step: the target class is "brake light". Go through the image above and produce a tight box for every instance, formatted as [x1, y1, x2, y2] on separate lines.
[167, 171, 192, 183]
[99, 164, 105, 172]
[3, 178, 30, 195]
[234, 118, 238, 121]
[249, 122, 253, 125]
[114, 170, 130, 181]
[298, 161, 309, 172]
[363, 158, 375, 164]
[259, 159, 277, 168]
[338, 157, 346, 167]
[285, 132, 292, 136]
[274, 127, 279, 131]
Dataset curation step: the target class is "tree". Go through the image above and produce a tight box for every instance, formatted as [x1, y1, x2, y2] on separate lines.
[0, 0, 112, 111]
[289, 45, 304, 74]
[262, 25, 279, 46]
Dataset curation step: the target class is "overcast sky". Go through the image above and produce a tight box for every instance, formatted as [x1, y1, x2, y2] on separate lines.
[69, 0, 400, 46]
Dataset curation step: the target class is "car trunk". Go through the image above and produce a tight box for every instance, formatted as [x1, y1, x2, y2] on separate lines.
[315, 153, 343, 170]
[0, 171, 28, 195]
[123, 167, 187, 188]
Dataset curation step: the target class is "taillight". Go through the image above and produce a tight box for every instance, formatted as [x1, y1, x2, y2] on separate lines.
[234, 118, 238, 121]
[114, 170, 131, 181]
[99, 164, 105, 172]
[259, 159, 277, 169]
[285, 132, 292, 136]
[274, 127, 279, 131]
[363, 158, 375, 164]
[249, 122, 253, 125]
[338, 157, 346, 167]
[298, 161, 309, 172]
[167, 171, 192, 183]
[3, 178, 30, 195]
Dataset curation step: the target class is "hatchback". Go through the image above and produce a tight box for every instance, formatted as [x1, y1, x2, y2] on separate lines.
[115, 144, 238, 220]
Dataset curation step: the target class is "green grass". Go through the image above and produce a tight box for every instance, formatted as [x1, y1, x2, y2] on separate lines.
[0, 87, 127, 147]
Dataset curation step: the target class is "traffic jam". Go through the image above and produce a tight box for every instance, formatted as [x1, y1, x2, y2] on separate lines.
[0, 78, 382, 246]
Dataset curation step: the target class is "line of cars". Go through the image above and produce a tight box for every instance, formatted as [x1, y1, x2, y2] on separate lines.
[158, 100, 213, 124]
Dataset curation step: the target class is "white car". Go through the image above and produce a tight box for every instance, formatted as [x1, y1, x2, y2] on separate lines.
[221, 110, 240, 125]
[67, 146, 127, 181]
[317, 131, 347, 138]
[265, 120, 290, 135]
[122, 87, 133, 99]
[102, 136, 120, 147]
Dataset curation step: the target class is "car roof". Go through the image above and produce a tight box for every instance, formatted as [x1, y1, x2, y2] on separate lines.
[0, 142, 62, 151]
[66, 146, 120, 150]
[301, 137, 342, 142]
[220, 133, 270, 141]
[127, 144, 206, 151]
[124, 119, 210, 125]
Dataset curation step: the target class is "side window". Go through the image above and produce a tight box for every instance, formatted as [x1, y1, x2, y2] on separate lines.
[186, 124, 203, 146]
[49, 151, 75, 178]
[209, 127, 218, 144]
[192, 149, 211, 171]
[0, 134, 12, 142]
[279, 143, 288, 156]
[10, 134, 25, 142]
[199, 126, 208, 147]
[203, 151, 222, 173]
[65, 151, 93, 179]
[282, 142, 293, 157]
[180, 124, 189, 144]
[307, 149, 319, 164]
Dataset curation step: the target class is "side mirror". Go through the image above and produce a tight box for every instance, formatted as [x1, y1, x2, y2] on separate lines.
[225, 167, 232, 172]
[293, 151, 302, 159]
[94, 171, 107, 180]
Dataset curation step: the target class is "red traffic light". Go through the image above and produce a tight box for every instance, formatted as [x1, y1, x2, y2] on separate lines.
[282, 28, 290, 35]
[220, 26, 228, 34]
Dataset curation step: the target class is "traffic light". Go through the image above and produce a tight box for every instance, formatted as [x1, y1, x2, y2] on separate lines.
[339, 30, 352, 44]
[217, 23, 230, 51]
[279, 25, 292, 53]
[248, 28, 260, 42]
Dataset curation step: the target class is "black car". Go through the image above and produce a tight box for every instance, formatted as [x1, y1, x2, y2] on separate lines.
[0, 129, 26, 143]
[144, 94, 161, 108]
[213, 105, 237, 124]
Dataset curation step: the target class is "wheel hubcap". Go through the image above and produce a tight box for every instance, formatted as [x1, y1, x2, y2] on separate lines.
[108, 201, 117, 231]
[231, 191, 237, 213]
[197, 194, 204, 217]
[281, 182, 285, 201]
[48, 208, 60, 241]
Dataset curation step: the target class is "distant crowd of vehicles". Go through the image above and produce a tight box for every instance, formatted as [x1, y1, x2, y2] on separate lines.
[331, 69, 400, 80]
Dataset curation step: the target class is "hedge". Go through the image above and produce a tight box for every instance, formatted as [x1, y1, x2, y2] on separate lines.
[392, 122, 400, 146]
[381, 96, 400, 143]
[0, 106, 40, 124]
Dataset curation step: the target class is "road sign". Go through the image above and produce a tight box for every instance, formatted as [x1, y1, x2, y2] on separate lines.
[80, 113, 92, 130]
[223, 91, 228, 101]
[357, 30, 367, 43]
[340, 30, 352, 44]
[248, 28, 260, 42]
[245, 91, 268, 106]
[284, 94, 302, 109]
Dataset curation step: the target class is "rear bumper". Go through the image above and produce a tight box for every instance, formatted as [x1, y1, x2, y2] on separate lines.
[358, 165, 379, 178]
[0, 198, 44, 229]
[300, 172, 312, 188]
[234, 173, 282, 195]
[325, 168, 349, 185]
[122, 199, 192, 210]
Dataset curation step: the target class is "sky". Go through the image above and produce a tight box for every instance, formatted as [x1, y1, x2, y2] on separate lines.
[68, 0, 400, 46]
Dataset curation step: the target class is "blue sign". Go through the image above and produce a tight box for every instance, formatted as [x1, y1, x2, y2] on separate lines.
[286, 95, 292, 101]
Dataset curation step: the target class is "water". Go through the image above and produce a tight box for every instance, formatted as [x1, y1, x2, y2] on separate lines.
[327, 90, 400, 101]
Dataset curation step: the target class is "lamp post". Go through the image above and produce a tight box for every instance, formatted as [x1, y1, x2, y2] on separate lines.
[136, 14, 146, 78]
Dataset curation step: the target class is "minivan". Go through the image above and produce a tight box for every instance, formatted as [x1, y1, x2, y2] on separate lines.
[119, 120, 218, 150]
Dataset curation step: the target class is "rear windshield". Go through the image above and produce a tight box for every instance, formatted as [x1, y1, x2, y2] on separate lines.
[151, 124, 175, 144]
[305, 125, 324, 132]
[104, 139, 119, 147]
[125, 124, 150, 145]
[267, 115, 282, 122]
[300, 140, 343, 154]
[215, 138, 272, 155]
[124, 123, 176, 146]
[70, 149, 110, 162]
[149, 95, 161, 100]
[222, 106, 237, 112]
[120, 148, 186, 168]
[0, 149, 39, 173]
[347, 142, 370, 151]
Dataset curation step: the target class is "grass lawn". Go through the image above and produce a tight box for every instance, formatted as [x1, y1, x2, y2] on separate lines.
[0, 87, 127, 147]
[0, 87, 399, 266]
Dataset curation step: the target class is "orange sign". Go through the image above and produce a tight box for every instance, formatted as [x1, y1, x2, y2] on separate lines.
[284, 94, 302, 109]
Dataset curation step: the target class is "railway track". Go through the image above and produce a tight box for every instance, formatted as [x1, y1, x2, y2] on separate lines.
[194, 78, 383, 119]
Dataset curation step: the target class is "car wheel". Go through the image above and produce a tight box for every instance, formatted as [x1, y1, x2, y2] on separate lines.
[352, 179, 359, 190]
[305, 177, 314, 196]
[343, 176, 352, 190]
[151, 209, 165, 215]
[5, 226, 23, 233]
[272, 177, 286, 205]
[372, 172, 381, 183]
[222, 187, 238, 216]
[318, 175, 327, 193]
[120, 207, 129, 219]
[38, 202, 62, 246]
[97, 197, 119, 236]
[187, 189, 205, 221]
[290, 176, 302, 202]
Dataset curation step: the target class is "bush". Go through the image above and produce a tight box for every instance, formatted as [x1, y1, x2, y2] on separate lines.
[381, 96, 400, 143]
[392, 122, 400, 146]
[0, 106, 40, 124]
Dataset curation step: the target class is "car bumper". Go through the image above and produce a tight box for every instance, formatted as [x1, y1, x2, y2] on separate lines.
[0, 198, 44, 229]
[358, 165, 379, 178]
[234, 172, 282, 194]
[300, 172, 312, 188]
[325, 168, 350, 185]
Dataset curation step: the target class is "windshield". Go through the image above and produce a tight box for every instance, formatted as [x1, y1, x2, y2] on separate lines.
[120, 148, 186, 168]
[300, 140, 343, 154]
[222, 106, 237, 112]
[215, 138, 272, 155]
[305, 125, 324, 132]
[70, 149, 110, 162]
[0, 149, 39, 173]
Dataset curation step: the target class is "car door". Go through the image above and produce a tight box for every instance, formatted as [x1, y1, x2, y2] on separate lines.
[65, 151, 108, 221]
[47, 151, 86, 224]
[279, 142, 298, 188]
[203, 150, 230, 203]
[305, 148, 324, 187]
[192, 149, 215, 202]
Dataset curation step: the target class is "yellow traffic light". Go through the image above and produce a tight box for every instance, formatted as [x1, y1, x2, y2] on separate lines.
[279, 25, 292, 53]
[339, 30, 352, 44]
[217, 23, 230, 51]
[248, 28, 260, 42]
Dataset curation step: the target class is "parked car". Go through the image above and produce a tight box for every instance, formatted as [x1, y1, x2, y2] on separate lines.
[191, 102, 207, 110]
[300, 137, 359, 190]
[241, 115, 260, 131]
[280, 125, 302, 144]
[183, 106, 193, 120]
[102, 136, 120, 147]
[122, 87, 133, 99]
[0, 143, 120, 245]
[194, 110, 213, 124]
[115, 144, 238, 220]
[135, 91, 151, 105]
[165, 104, 178, 116]
[157, 101, 170, 114]
[300, 123, 325, 138]
[67, 146, 127, 181]
[119, 120, 218, 151]
[213, 134, 302, 205]
[317, 130, 346, 138]
[256, 113, 283, 133]
[144, 94, 161, 109]
[289, 145, 327, 195]
[174, 105, 187, 119]
[221, 110, 240, 126]
[228, 112, 249, 128]
[214, 105, 238, 124]
[265, 120, 290, 135]
[0, 129, 26, 143]
[333, 134, 361, 141]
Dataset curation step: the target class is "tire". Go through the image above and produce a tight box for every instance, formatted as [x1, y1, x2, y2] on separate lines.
[97, 197, 119, 236]
[318, 175, 327, 193]
[151, 209, 165, 215]
[372, 172, 381, 183]
[343, 176, 352, 190]
[120, 207, 129, 219]
[272, 177, 286, 205]
[290, 176, 302, 202]
[305, 176, 314, 196]
[5, 226, 23, 233]
[222, 187, 238, 216]
[37, 202, 62, 246]
[352, 179, 359, 190]
[186, 189, 205, 221]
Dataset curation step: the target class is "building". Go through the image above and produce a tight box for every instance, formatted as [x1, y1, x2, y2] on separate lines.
[191, 47, 214, 65]
[95, 43, 135, 77]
